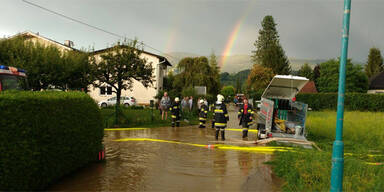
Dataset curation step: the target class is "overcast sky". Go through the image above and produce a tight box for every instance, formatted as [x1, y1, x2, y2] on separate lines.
[1, 0, 383, 63]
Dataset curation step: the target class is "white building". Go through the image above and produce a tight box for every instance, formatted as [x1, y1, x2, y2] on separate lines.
[88, 45, 171, 105]
[8, 31, 172, 105]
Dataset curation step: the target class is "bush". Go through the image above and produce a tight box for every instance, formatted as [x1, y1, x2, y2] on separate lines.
[0, 91, 103, 190]
[249, 92, 384, 111]
[297, 93, 384, 111]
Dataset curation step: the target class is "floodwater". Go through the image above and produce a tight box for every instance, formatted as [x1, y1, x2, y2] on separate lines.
[49, 106, 282, 191]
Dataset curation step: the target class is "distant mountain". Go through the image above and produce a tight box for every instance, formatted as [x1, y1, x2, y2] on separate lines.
[165, 52, 327, 74]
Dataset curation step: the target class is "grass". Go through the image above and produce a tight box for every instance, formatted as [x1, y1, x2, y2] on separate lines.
[268, 111, 384, 191]
[101, 106, 199, 128]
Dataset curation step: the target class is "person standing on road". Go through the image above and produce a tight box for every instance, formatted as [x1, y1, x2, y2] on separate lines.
[189, 96, 193, 111]
[170, 97, 181, 127]
[238, 98, 254, 138]
[160, 92, 171, 120]
[198, 99, 208, 128]
[181, 96, 188, 110]
[214, 94, 229, 140]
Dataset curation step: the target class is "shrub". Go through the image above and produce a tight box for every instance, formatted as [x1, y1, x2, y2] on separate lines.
[0, 91, 103, 190]
[298, 93, 384, 111]
[250, 92, 384, 111]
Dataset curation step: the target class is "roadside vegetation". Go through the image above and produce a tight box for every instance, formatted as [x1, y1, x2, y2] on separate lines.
[102, 106, 199, 128]
[0, 91, 103, 190]
[268, 111, 384, 191]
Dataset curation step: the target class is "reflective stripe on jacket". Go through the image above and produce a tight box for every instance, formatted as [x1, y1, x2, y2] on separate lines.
[214, 102, 229, 126]
[199, 104, 208, 119]
[170, 102, 181, 120]
[238, 104, 254, 125]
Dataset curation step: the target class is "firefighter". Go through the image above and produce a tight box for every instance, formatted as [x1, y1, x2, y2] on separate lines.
[210, 103, 215, 128]
[170, 97, 181, 127]
[214, 94, 229, 140]
[199, 99, 208, 128]
[238, 98, 254, 138]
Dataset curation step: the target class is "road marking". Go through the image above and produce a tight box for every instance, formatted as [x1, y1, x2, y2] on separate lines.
[113, 138, 293, 154]
[104, 128, 148, 131]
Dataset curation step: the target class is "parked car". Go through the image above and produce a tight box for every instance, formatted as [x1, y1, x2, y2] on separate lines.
[98, 96, 136, 108]
[236, 93, 244, 106]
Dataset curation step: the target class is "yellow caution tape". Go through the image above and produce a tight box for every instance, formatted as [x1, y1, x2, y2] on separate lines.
[104, 128, 148, 131]
[113, 138, 293, 154]
[226, 128, 258, 133]
[365, 162, 383, 166]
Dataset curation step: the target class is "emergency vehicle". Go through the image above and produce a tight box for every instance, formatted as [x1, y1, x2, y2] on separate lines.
[0, 65, 28, 92]
[256, 75, 309, 141]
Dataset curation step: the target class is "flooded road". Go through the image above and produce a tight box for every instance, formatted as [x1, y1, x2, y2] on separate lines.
[50, 106, 282, 191]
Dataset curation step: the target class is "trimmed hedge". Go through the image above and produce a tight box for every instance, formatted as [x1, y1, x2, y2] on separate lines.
[249, 92, 384, 111]
[297, 93, 384, 111]
[0, 91, 103, 190]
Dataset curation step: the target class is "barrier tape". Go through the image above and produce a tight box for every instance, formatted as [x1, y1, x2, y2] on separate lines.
[113, 138, 293, 154]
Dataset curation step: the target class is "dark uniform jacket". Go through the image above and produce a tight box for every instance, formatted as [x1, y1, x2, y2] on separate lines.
[199, 104, 208, 120]
[170, 102, 181, 120]
[214, 102, 229, 127]
[238, 104, 254, 126]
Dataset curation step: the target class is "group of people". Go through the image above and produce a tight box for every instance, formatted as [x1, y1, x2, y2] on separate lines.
[160, 92, 255, 141]
[159, 92, 195, 121]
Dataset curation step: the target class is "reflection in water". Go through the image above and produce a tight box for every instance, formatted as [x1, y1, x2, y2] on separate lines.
[238, 152, 253, 176]
[49, 126, 282, 191]
[49, 106, 281, 191]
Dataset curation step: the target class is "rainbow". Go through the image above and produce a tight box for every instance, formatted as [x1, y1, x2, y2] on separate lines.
[164, 28, 177, 53]
[219, 2, 255, 68]
[219, 20, 243, 68]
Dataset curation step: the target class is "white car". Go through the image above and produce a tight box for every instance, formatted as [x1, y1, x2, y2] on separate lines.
[98, 96, 136, 108]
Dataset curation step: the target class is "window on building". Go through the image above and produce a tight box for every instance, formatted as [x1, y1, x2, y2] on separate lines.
[100, 86, 113, 95]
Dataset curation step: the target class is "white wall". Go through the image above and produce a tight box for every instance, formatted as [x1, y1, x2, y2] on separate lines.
[88, 51, 167, 105]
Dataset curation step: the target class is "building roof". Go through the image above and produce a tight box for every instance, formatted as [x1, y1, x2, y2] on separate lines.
[91, 45, 172, 66]
[8, 31, 171, 66]
[369, 71, 384, 90]
[299, 81, 318, 93]
[9, 31, 80, 52]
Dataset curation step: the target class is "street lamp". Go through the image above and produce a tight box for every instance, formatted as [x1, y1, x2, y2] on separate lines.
[330, 0, 352, 191]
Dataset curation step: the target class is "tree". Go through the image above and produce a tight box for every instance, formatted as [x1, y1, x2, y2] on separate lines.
[251, 15, 291, 75]
[235, 77, 242, 93]
[90, 39, 154, 109]
[173, 56, 220, 96]
[220, 86, 235, 102]
[313, 64, 321, 87]
[365, 47, 383, 78]
[298, 63, 313, 80]
[247, 64, 275, 91]
[208, 51, 221, 95]
[317, 58, 368, 93]
[0, 37, 91, 91]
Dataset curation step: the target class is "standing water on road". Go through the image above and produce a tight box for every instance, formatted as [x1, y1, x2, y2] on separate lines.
[50, 106, 282, 191]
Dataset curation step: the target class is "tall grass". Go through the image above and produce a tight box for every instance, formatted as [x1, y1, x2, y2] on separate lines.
[269, 111, 384, 191]
[306, 111, 384, 152]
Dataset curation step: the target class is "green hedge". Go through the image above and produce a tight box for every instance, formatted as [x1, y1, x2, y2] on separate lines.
[0, 91, 103, 190]
[297, 93, 384, 111]
[249, 92, 384, 111]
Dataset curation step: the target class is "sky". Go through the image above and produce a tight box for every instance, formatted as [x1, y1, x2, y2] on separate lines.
[1, 0, 384, 64]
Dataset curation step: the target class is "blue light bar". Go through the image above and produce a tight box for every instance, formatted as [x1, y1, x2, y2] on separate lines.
[0, 65, 9, 70]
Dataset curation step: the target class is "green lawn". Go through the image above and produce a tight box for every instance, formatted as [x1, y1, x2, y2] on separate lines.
[268, 111, 384, 191]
